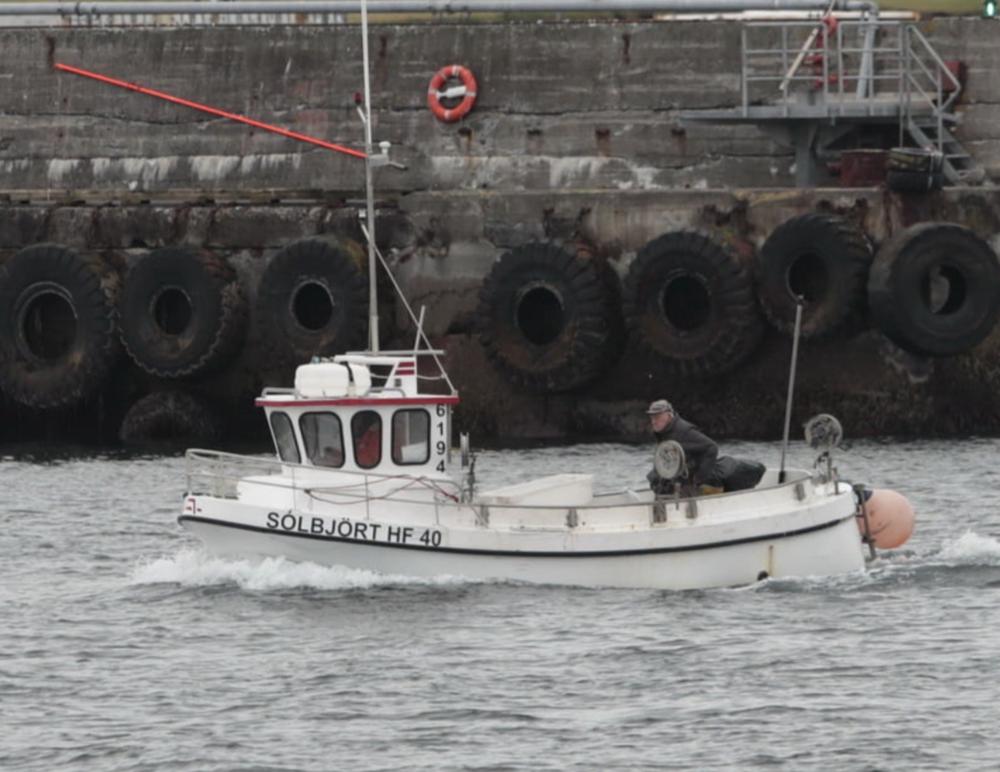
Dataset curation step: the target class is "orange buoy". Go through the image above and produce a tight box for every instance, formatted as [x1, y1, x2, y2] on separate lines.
[859, 488, 915, 549]
[427, 65, 478, 123]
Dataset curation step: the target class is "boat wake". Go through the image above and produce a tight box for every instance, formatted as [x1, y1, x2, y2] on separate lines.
[129, 548, 483, 592]
[130, 532, 1000, 595]
[753, 529, 1000, 594]
[934, 529, 1000, 564]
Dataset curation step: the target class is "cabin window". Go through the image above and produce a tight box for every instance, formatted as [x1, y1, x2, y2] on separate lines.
[351, 410, 382, 469]
[269, 412, 300, 464]
[300, 412, 345, 468]
[392, 409, 430, 465]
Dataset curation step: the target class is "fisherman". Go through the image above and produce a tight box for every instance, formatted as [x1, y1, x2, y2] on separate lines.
[646, 399, 719, 494]
[646, 399, 764, 496]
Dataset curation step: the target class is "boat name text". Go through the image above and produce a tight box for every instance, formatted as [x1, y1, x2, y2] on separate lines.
[266, 512, 442, 548]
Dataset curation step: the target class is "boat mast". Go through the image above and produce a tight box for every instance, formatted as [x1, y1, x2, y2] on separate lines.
[778, 297, 804, 483]
[360, 0, 379, 352]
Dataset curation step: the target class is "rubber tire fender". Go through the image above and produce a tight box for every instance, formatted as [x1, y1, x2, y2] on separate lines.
[119, 246, 246, 378]
[756, 213, 873, 338]
[624, 231, 762, 376]
[887, 148, 940, 174]
[0, 243, 119, 408]
[868, 222, 1000, 357]
[256, 237, 368, 363]
[476, 242, 623, 393]
[118, 390, 223, 446]
[886, 168, 944, 194]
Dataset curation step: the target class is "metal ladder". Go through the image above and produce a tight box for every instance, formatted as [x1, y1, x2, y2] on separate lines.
[901, 25, 985, 184]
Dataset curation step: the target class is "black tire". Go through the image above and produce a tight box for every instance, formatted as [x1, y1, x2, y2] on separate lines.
[868, 223, 1000, 357]
[0, 243, 119, 408]
[624, 231, 763, 376]
[888, 148, 939, 173]
[476, 242, 623, 393]
[886, 168, 944, 194]
[118, 390, 223, 446]
[119, 246, 246, 378]
[756, 214, 872, 338]
[257, 237, 368, 363]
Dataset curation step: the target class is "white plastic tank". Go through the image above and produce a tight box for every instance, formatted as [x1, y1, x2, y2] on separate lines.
[295, 362, 372, 398]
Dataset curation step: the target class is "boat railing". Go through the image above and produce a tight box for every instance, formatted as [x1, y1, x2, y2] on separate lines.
[258, 383, 447, 398]
[185, 449, 823, 529]
[185, 448, 285, 499]
[184, 448, 464, 503]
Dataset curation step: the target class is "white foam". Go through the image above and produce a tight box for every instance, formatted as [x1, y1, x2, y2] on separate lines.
[937, 530, 1000, 564]
[129, 548, 478, 591]
[736, 566, 873, 593]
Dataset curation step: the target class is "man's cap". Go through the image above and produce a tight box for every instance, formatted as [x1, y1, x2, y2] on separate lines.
[646, 399, 674, 415]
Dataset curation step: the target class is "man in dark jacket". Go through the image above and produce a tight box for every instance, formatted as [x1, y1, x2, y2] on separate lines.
[646, 399, 718, 492]
[646, 399, 764, 495]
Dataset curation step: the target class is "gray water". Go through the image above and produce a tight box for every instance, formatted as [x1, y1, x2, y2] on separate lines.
[3, 439, 1000, 771]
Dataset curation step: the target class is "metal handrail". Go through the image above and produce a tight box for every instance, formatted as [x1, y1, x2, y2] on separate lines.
[738, 17, 962, 154]
[184, 448, 818, 512]
[899, 26, 960, 152]
[185, 447, 460, 488]
[908, 26, 960, 94]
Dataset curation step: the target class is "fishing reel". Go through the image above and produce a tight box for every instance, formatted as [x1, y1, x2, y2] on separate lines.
[651, 440, 688, 495]
[804, 413, 843, 483]
[651, 440, 696, 520]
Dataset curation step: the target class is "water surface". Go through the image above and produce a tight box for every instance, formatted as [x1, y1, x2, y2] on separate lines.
[3, 439, 999, 770]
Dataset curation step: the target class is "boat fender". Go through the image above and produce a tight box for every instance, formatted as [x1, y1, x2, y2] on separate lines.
[118, 246, 246, 378]
[756, 214, 872, 339]
[256, 237, 368, 365]
[476, 242, 623, 393]
[886, 167, 944, 194]
[427, 65, 478, 123]
[868, 222, 1000, 356]
[0, 243, 120, 408]
[118, 390, 223, 446]
[859, 488, 915, 549]
[886, 148, 944, 194]
[624, 230, 762, 376]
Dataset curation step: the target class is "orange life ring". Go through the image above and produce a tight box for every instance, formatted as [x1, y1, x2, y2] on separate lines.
[427, 65, 478, 123]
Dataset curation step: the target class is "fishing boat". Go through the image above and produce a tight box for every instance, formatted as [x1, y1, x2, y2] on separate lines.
[180, 349, 913, 590]
[177, 0, 914, 590]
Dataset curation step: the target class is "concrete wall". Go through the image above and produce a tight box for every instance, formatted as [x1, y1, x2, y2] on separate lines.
[2, 16, 1000, 445]
[1, 17, 997, 194]
[3, 185, 1000, 445]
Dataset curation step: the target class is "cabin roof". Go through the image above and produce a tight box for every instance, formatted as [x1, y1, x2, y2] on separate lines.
[256, 395, 460, 408]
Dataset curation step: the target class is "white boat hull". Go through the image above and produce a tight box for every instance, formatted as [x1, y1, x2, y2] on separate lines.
[179, 480, 866, 590]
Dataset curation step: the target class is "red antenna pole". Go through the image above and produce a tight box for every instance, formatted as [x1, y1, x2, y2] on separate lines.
[54, 62, 367, 160]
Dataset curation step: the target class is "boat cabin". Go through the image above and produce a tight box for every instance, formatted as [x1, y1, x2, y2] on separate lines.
[255, 353, 459, 477]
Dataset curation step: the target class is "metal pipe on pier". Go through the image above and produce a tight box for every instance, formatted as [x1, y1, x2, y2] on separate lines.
[0, 0, 879, 17]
